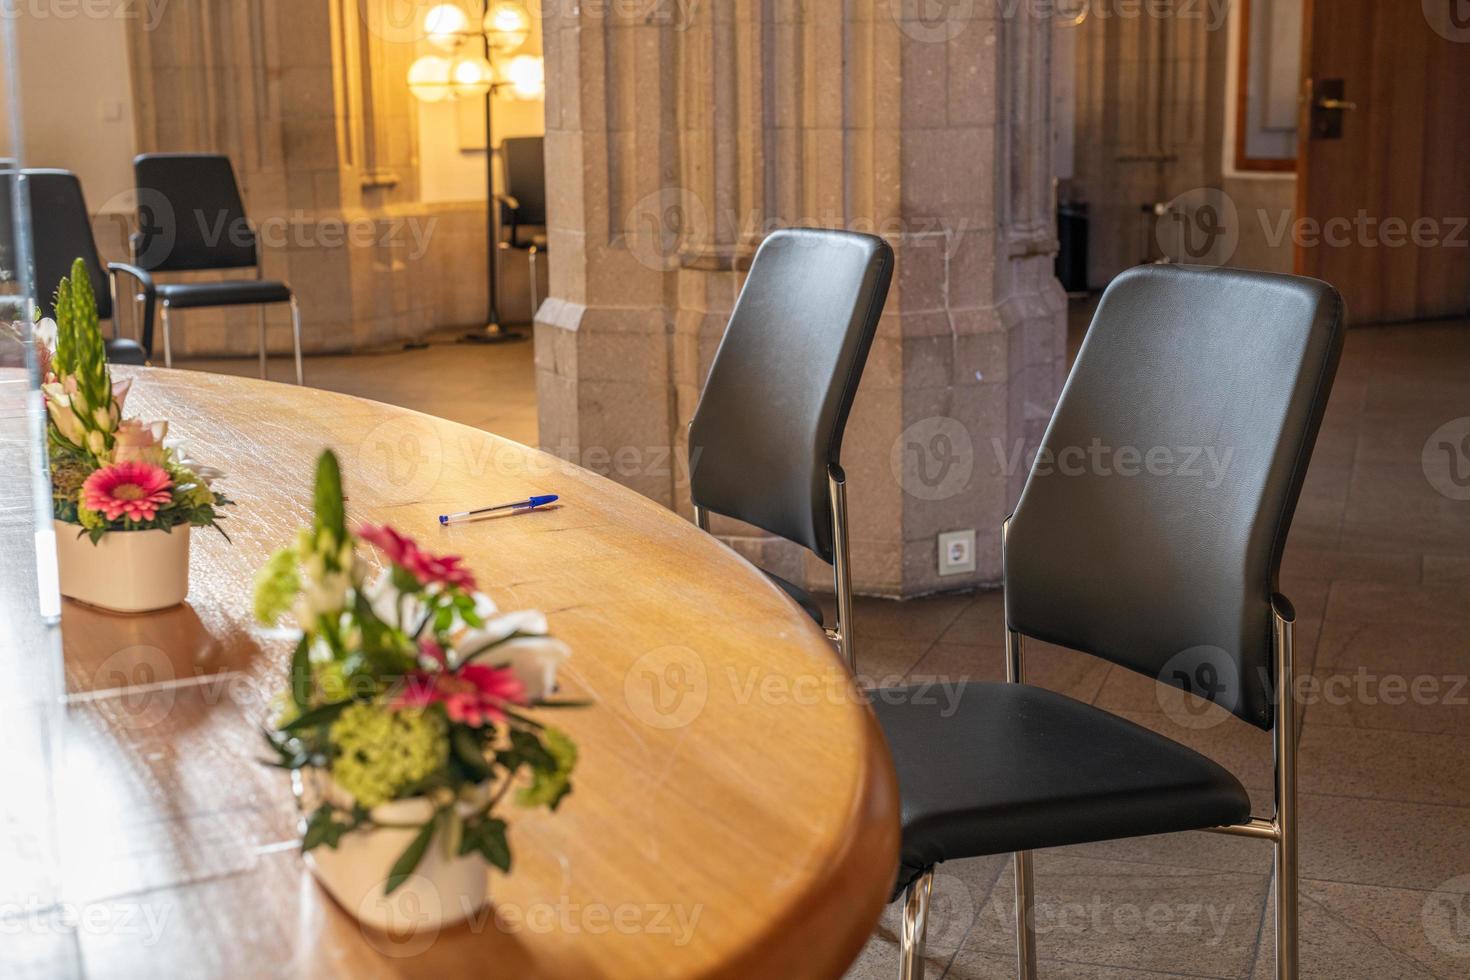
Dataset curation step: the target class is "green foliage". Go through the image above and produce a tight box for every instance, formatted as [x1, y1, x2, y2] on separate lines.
[384, 813, 440, 895]
[50, 258, 113, 456]
[458, 816, 510, 873]
[327, 704, 448, 809]
[254, 546, 301, 625]
[312, 449, 347, 546]
[516, 726, 578, 811]
[301, 803, 368, 851]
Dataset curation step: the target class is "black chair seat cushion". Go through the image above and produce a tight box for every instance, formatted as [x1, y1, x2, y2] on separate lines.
[764, 570, 824, 627]
[104, 338, 148, 366]
[873, 681, 1251, 896]
[156, 280, 292, 309]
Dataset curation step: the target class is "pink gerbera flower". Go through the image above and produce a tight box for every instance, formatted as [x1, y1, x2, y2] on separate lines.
[393, 663, 526, 727]
[81, 461, 173, 523]
[358, 523, 476, 591]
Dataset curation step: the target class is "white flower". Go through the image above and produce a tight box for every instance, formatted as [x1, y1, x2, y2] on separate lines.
[448, 609, 566, 699]
[295, 551, 351, 623]
[41, 382, 85, 444]
[34, 317, 57, 349]
[495, 635, 571, 701]
[362, 567, 425, 632]
[165, 436, 225, 485]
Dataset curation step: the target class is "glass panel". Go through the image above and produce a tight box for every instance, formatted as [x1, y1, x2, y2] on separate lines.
[0, 12, 74, 976]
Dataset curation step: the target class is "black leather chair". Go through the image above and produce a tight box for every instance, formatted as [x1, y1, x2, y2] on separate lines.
[877, 264, 1343, 980]
[131, 153, 303, 384]
[496, 136, 548, 320]
[2, 169, 153, 365]
[687, 228, 893, 671]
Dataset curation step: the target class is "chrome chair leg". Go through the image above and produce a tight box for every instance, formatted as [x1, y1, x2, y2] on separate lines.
[289, 297, 304, 386]
[257, 306, 268, 379]
[1013, 850, 1040, 979]
[899, 869, 933, 980]
[693, 504, 710, 532]
[1001, 534, 1041, 979]
[161, 303, 173, 368]
[827, 463, 855, 674]
[1272, 599, 1299, 979]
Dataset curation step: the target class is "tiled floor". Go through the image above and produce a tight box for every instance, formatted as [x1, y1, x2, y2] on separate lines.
[185, 313, 1470, 979]
[178, 328, 539, 447]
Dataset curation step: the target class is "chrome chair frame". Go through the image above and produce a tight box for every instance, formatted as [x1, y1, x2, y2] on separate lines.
[691, 460, 857, 674]
[897, 520, 1299, 980]
[132, 237, 305, 386]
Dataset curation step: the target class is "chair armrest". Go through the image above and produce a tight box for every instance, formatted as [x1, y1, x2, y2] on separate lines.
[495, 194, 522, 246]
[106, 263, 157, 358]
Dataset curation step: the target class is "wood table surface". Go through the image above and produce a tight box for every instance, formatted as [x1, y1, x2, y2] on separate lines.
[48, 367, 899, 979]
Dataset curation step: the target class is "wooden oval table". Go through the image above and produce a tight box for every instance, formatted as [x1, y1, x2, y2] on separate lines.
[55, 367, 899, 979]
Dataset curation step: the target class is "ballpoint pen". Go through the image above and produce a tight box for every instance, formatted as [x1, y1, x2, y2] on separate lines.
[439, 494, 559, 525]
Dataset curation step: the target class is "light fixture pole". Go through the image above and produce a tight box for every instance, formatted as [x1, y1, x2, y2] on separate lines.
[465, 0, 519, 343]
[410, 2, 535, 343]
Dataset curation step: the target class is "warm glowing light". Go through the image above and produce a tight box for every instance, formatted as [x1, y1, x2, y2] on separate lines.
[483, 1, 531, 54]
[407, 55, 454, 102]
[450, 55, 495, 98]
[505, 54, 545, 101]
[424, 3, 469, 51]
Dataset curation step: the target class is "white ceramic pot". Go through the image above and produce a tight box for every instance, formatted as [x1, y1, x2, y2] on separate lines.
[303, 790, 490, 933]
[52, 519, 190, 613]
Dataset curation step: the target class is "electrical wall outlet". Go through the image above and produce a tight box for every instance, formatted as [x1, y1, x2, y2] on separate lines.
[938, 529, 976, 576]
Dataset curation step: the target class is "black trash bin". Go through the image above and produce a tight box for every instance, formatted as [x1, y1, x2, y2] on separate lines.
[1055, 200, 1089, 294]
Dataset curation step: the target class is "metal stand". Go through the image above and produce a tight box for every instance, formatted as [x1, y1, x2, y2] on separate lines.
[462, 1, 524, 346]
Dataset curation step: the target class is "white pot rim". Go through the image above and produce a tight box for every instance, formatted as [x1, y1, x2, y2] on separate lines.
[53, 518, 192, 535]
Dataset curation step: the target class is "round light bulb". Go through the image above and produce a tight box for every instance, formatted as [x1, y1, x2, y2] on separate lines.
[505, 54, 545, 101]
[424, 3, 469, 51]
[450, 54, 495, 98]
[407, 55, 454, 103]
[483, 1, 531, 54]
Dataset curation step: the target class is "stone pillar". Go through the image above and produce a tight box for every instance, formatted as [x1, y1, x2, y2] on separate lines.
[537, 1, 1066, 597]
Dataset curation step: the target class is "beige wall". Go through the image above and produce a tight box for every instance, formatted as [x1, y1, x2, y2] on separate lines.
[2, 7, 138, 210]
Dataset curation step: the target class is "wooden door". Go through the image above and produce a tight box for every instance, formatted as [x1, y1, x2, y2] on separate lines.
[1296, 0, 1470, 323]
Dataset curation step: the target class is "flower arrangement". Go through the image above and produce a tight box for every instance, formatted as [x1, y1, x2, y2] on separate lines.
[258, 449, 579, 896]
[41, 259, 229, 543]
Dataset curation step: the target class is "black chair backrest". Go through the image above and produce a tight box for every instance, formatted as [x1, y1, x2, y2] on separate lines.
[688, 228, 893, 563]
[1005, 264, 1344, 730]
[500, 137, 546, 226]
[133, 153, 257, 272]
[19, 170, 113, 320]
